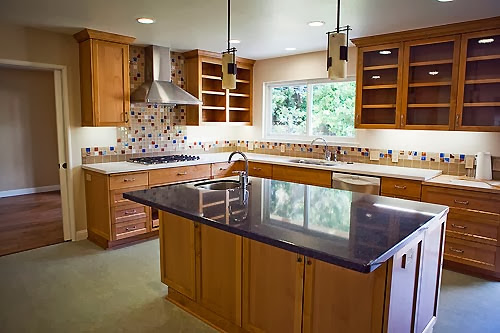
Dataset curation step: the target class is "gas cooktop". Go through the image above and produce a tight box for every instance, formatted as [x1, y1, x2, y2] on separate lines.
[129, 154, 200, 165]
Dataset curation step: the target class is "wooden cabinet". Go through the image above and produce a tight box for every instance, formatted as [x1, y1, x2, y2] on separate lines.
[183, 49, 255, 125]
[381, 177, 422, 200]
[248, 162, 273, 178]
[353, 17, 500, 131]
[149, 164, 211, 186]
[242, 239, 304, 333]
[211, 161, 244, 178]
[272, 165, 332, 188]
[456, 28, 500, 131]
[74, 29, 135, 127]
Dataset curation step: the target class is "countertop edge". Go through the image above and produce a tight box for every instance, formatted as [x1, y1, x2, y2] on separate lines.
[422, 177, 500, 195]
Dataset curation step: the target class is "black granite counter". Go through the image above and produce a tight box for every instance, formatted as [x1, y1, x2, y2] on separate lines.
[124, 177, 448, 273]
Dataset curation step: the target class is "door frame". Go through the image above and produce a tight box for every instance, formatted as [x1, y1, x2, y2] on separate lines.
[0, 58, 75, 241]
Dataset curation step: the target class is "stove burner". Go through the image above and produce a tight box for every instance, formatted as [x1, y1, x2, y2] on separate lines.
[129, 154, 200, 165]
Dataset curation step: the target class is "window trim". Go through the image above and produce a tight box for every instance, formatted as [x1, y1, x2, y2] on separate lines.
[263, 77, 358, 144]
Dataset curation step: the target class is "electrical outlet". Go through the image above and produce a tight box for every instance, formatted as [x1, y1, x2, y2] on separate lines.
[248, 141, 254, 151]
[392, 153, 398, 163]
[370, 150, 379, 161]
[280, 145, 286, 153]
[465, 156, 474, 169]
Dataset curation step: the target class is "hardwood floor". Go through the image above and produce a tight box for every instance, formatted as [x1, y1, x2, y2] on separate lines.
[0, 191, 64, 256]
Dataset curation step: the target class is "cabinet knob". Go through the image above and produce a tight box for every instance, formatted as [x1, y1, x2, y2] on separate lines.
[177, 172, 188, 176]
[453, 199, 469, 205]
[297, 256, 302, 263]
[449, 247, 464, 254]
[307, 259, 312, 265]
[394, 184, 407, 190]
[451, 223, 467, 230]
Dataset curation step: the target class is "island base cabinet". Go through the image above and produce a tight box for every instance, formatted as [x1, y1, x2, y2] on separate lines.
[242, 239, 304, 333]
[302, 259, 387, 333]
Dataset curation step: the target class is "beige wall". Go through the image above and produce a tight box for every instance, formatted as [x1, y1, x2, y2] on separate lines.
[0, 23, 116, 232]
[0, 67, 59, 191]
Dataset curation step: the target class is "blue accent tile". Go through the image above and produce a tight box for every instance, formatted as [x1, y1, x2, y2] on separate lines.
[444, 157, 450, 163]
[184, 136, 187, 140]
[109, 147, 114, 151]
[199, 142, 202, 145]
[102, 151, 106, 156]
[86, 147, 91, 153]
[364, 152, 369, 157]
[460, 154, 465, 159]
[132, 138, 136, 142]
[148, 134, 152, 138]
[421, 156, 426, 161]
[413, 151, 417, 156]
[388, 149, 392, 154]
[142, 148, 146, 153]
[131, 111, 135, 116]
[151, 115, 154, 119]
[357, 148, 362, 152]
[380, 153, 384, 158]
[141, 126, 145, 130]
[308, 148, 313, 152]
[155, 145, 158, 148]
[173, 140, 177, 144]
[440, 153, 445, 158]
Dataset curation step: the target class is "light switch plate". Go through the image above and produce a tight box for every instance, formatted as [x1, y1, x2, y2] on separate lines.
[465, 156, 474, 169]
[280, 145, 286, 153]
[370, 150, 380, 161]
[392, 153, 398, 163]
[248, 141, 254, 151]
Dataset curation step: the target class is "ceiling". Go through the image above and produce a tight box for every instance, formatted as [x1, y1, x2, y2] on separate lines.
[0, 0, 499, 59]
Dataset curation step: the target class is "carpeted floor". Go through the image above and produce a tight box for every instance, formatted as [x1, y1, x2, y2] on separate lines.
[0, 239, 498, 333]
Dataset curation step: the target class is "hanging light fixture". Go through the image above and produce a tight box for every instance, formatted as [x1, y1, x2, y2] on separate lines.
[222, 0, 237, 90]
[327, 0, 351, 79]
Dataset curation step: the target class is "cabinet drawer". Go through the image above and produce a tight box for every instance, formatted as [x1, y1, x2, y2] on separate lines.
[212, 161, 243, 178]
[444, 237, 497, 271]
[110, 186, 148, 207]
[422, 185, 500, 214]
[109, 172, 148, 190]
[113, 218, 147, 240]
[272, 165, 331, 187]
[112, 203, 148, 224]
[248, 162, 273, 178]
[446, 209, 499, 245]
[149, 164, 211, 185]
[381, 177, 421, 199]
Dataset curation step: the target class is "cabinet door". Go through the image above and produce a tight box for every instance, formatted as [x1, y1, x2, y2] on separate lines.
[92, 39, 130, 126]
[159, 212, 196, 300]
[197, 225, 242, 325]
[242, 239, 304, 333]
[456, 28, 500, 131]
[272, 165, 332, 187]
[302, 258, 387, 333]
[401, 36, 461, 130]
[355, 43, 403, 129]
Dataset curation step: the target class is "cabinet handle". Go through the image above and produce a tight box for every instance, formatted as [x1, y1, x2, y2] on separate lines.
[253, 167, 262, 171]
[125, 111, 129, 123]
[219, 167, 228, 171]
[307, 259, 312, 265]
[356, 114, 360, 125]
[177, 172, 188, 176]
[124, 209, 137, 215]
[125, 226, 137, 231]
[394, 184, 407, 190]
[454, 199, 469, 205]
[456, 114, 460, 127]
[400, 114, 404, 127]
[451, 223, 467, 230]
[297, 255, 302, 263]
[123, 178, 135, 182]
[449, 247, 464, 254]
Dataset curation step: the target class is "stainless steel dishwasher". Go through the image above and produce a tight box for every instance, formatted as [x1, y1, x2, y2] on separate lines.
[332, 172, 380, 195]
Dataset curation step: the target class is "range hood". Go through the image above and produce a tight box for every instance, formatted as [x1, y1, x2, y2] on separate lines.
[130, 46, 202, 105]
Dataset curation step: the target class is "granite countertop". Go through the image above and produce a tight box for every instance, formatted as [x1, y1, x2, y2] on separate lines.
[124, 177, 448, 273]
[423, 175, 500, 194]
[83, 152, 441, 181]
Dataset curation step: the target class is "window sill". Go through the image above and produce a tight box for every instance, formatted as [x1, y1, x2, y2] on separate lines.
[262, 136, 359, 147]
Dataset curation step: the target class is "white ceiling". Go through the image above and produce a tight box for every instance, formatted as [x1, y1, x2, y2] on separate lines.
[0, 0, 499, 59]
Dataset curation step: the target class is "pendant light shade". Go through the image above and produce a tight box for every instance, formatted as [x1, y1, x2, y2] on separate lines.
[326, 0, 351, 80]
[222, 0, 237, 90]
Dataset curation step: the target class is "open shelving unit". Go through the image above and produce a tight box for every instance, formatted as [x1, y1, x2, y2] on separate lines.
[183, 49, 255, 126]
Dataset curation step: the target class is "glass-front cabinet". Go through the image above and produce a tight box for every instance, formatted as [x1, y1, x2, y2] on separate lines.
[401, 36, 460, 130]
[355, 43, 403, 128]
[456, 29, 500, 131]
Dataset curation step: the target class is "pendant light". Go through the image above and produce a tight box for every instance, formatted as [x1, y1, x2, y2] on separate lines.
[222, 0, 237, 90]
[327, 0, 351, 79]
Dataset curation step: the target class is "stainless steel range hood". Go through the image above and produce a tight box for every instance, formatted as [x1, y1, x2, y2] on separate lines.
[130, 45, 202, 105]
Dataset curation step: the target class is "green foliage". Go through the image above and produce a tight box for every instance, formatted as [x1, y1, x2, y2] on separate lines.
[271, 85, 307, 135]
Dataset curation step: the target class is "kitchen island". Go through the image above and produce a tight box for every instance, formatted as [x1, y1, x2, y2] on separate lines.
[125, 176, 448, 333]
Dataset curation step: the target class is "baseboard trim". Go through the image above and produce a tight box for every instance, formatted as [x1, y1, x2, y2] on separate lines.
[0, 185, 61, 198]
[75, 230, 88, 241]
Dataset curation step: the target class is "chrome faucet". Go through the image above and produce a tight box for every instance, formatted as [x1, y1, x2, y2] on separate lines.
[228, 151, 249, 189]
[310, 137, 335, 161]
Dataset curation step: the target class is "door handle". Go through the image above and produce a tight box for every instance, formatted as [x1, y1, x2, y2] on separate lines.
[58, 163, 67, 169]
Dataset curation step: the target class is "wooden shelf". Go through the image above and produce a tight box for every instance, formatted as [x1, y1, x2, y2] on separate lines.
[465, 78, 500, 85]
[407, 103, 450, 108]
[229, 107, 250, 111]
[408, 82, 452, 88]
[202, 74, 222, 81]
[202, 90, 225, 96]
[202, 106, 225, 110]
[463, 102, 500, 107]
[236, 79, 250, 84]
[466, 55, 500, 62]
[362, 104, 396, 109]
[229, 92, 250, 97]
[363, 64, 398, 71]
[409, 59, 453, 67]
[362, 84, 397, 90]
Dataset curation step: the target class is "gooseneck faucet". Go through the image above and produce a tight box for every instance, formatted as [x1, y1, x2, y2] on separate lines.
[310, 137, 334, 161]
[228, 151, 249, 189]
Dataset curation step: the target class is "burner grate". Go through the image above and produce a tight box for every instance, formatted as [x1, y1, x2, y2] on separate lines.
[129, 154, 200, 165]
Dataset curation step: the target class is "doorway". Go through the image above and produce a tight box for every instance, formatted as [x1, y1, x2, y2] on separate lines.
[0, 61, 73, 255]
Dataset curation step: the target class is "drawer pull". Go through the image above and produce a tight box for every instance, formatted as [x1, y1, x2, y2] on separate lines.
[177, 172, 188, 175]
[451, 223, 467, 230]
[123, 178, 136, 182]
[219, 167, 228, 171]
[394, 185, 407, 190]
[124, 209, 137, 215]
[253, 167, 262, 171]
[449, 247, 464, 254]
[453, 199, 469, 205]
[125, 226, 137, 231]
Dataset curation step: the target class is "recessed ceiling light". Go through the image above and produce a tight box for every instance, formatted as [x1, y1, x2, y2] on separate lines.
[308, 21, 325, 27]
[372, 75, 381, 79]
[429, 71, 439, 76]
[137, 17, 155, 24]
[285, 47, 297, 51]
[229, 39, 241, 44]
[437, 0, 453, 2]
[478, 38, 494, 44]
[379, 50, 392, 55]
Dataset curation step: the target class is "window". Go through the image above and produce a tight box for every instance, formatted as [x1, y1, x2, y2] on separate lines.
[265, 79, 356, 141]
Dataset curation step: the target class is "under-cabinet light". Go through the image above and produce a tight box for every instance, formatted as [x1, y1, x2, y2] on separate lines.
[372, 75, 381, 79]
[429, 71, 439, 76]
[478, 38, 494, 44]
[379, 50, 392, 55]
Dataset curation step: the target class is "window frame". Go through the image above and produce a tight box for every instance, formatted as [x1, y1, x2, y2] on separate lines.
[263, 77, 358, 144]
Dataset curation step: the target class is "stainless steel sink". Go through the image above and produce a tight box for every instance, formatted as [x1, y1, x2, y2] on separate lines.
[288, 159, 339, 167]
[195, 180, 240, 190]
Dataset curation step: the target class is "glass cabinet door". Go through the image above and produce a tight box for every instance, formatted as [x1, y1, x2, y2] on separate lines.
[401, 36, 460, 130]
[355, 43, 403, 128]
[456, 29, 500, 131]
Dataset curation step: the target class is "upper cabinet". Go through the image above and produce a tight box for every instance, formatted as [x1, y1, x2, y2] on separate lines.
[183, 50, 255, 126]
[74, 29, 135, 127]
[352, 17, 500, 132]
